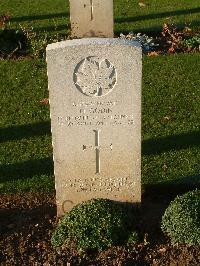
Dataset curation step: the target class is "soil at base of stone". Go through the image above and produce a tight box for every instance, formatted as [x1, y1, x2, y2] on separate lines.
[0, 192, 199, 265]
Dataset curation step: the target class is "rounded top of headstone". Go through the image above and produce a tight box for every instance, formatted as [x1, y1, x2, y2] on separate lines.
[46, 38, 141, 51]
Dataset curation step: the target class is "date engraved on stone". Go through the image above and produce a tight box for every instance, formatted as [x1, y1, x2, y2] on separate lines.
[74, 56, 117, 97]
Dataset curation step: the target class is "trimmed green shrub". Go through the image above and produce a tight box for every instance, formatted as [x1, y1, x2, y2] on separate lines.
[51, 198, 138, 252]
[161, 190, 200, 245]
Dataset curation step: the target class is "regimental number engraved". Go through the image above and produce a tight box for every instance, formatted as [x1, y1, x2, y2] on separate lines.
[83, 130, 112, 174]
[74, 56, 117, 97]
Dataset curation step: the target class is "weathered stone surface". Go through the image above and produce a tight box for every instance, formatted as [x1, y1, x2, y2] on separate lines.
[46, 38, 142, 216]
[69, 0, 113, 38]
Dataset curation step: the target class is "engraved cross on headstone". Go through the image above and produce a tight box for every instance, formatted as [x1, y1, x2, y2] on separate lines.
[83, 130, 112, 174]
[84, 0, 99, 21]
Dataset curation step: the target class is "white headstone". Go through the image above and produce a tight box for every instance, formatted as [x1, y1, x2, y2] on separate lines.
[70, 0, 114, 38]
[46, 38, 142, 216]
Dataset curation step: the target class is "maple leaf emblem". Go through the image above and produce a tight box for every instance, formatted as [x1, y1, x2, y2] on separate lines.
[74, 56, 117, 97]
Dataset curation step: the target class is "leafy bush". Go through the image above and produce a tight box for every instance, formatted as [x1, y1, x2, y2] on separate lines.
[21, 27, 68, 58]
[51, 198, 138, 252]
[0, 15, 68, 59]
[161, 190, 200, 245]
[182, 34, 200, 51]
[21, 28, 49, 58]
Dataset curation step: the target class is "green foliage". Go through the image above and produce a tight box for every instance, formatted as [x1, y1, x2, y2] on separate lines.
[0, 24, 67, 58]
[23, 28, 49, 58]
[0, 12, 67, 59]
[0, 54, 200, 193]
[127, 231, 139, 244]
[0, 59, 53, 193]
[21, 27, 67, 58]
[0, 0, 200, 193]
[1, 0, 200, 35]
[51, 198, 138, 252]
[182, 34, 200, 51]
[161, 190, 200, 245]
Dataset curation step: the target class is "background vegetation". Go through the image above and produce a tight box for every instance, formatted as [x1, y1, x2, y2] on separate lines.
[0, 0, 199, 193]
[0, 0, 200, 35]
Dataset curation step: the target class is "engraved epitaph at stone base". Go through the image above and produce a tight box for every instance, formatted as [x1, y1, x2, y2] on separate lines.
[70, 0, 114, 38]
[46, 39, 142, 217]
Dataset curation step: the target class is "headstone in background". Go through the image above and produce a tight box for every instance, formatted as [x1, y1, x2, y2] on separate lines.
[46, 38, 142, 217]
[69, 0, 114, 38]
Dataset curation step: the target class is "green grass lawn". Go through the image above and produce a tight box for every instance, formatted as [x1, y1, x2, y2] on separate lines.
[0, 54, 199, 193]
[0, 0, 200, 35]
[0, 0, 199, 194]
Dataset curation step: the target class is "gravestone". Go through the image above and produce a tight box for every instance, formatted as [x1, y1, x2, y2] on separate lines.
[69, 0, 114, 38]
[46, 38, 142, 216]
